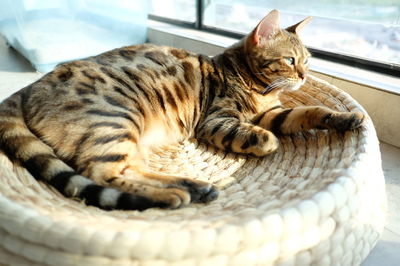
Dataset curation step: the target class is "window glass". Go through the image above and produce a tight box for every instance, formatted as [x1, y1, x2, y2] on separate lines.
[150, 0, 196, 22]
[203, 0, 400, 65]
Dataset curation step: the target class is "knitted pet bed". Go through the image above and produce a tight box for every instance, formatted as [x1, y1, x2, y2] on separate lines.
[0, 75, 386, 266]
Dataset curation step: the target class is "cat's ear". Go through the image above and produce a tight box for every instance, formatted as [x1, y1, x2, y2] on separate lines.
[286, 16, 312, 34]
[251, 9, 280, 46]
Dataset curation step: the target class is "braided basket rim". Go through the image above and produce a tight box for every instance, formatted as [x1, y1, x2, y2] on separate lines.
[0, 75, 386, 266]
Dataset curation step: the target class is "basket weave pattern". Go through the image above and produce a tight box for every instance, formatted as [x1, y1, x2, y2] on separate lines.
[0, 75, 386, 265]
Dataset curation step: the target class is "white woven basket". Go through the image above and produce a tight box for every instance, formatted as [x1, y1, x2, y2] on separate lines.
[0, 75, 386, 266]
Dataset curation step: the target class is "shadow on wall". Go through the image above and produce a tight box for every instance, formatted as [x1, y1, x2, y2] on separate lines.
[0, 36, 36, 73]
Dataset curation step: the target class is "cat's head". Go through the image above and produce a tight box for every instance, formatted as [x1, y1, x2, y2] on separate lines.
[244, 10, 312, 94]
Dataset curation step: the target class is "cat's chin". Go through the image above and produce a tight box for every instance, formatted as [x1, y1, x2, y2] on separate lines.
[286, 82, 303, 91]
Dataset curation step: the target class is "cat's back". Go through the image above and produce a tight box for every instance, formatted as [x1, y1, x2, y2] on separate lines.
[3, 43, 216, 154]
[19, 43, 203, 111]
[90, 43, 196, 70]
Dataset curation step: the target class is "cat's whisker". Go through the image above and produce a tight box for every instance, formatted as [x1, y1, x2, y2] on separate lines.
[267, 80, 287, 90]
[261, 80, 287, 94]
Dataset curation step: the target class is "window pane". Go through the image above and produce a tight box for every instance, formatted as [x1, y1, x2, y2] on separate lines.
[150, 0, 196, 22]
[203, 0, 400, 66]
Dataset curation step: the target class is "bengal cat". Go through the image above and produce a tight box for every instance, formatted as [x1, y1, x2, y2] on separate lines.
[0, 10, 364, 210]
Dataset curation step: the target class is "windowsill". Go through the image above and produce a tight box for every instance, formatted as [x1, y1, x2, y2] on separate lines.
[148, 20, 400, 148]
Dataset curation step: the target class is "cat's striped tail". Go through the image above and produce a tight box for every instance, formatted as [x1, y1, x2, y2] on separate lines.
[0, 91, 164, 210]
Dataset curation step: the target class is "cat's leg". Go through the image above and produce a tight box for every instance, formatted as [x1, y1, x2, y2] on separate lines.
[197, 116, 279, 157]
[76, 139, 217, 208]
[252, 106, 364, 134]
[123, 169, 218, 204]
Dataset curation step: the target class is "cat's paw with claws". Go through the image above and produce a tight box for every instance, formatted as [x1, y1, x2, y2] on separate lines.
[324, 111, 364, 132]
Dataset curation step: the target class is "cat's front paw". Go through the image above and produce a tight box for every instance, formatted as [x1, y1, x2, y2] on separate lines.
[324, 111, 364, 132]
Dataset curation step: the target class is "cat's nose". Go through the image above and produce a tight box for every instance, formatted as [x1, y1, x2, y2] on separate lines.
[299, 72, 307, 81]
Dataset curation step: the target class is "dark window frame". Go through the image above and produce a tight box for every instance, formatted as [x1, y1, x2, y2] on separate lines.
[149, 0, 400, 76]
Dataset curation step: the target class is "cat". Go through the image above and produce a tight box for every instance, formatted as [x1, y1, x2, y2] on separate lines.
[0, 10, 364, 211]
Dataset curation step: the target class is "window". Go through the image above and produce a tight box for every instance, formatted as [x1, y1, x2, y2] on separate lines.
[150, 0, 196, 23]
[150, 0, 400, 76]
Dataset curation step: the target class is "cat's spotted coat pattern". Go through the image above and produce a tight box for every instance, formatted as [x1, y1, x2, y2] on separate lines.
[0, 10, 364, 210]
